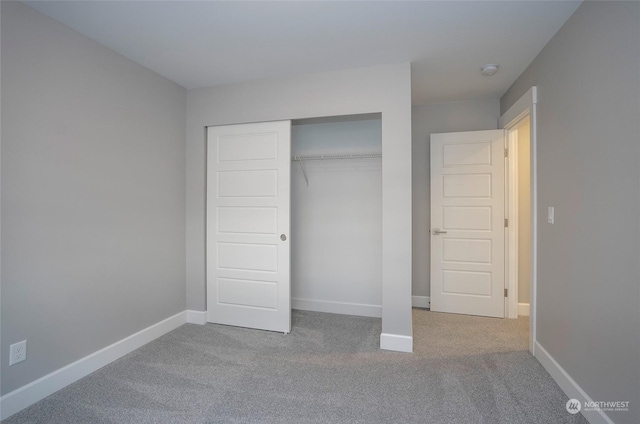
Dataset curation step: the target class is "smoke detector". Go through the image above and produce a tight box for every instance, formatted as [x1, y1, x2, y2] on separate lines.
[481, 64, 499, 76]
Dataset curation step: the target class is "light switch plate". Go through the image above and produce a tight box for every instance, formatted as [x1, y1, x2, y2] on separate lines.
[548, 207, 555, 224]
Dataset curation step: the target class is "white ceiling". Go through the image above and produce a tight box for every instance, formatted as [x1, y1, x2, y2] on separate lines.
[25, 1, 581, 105]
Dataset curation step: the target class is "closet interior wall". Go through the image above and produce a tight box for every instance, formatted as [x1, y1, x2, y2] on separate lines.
[291, 114, 383, 317]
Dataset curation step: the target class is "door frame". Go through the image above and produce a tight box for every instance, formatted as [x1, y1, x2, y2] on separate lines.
[499, 87, 537, 355]
[505, 124, 519, 319]
[505, 116, 532, 320]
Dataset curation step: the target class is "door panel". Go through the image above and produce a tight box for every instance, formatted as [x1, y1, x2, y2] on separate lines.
[442, 206, 493, 230]
[217, 278, 278, 309]
[217, 207, 278, 234]
[443, 270, 491, 296]
[217, 242, 278, 272]
[207, 121, 291, 333]
[443, 174, 492, 198]
[431, 130, 505, 317]
[217, 133, 278, 161]
[442, 239, 492, 263]
[217, 170, 278, 197]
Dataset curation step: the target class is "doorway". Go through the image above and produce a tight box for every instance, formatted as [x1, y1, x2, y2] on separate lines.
[500, 86, 537, 353]
[291, 114, 383, 318]
[431, 87, 536, 342]
[506, 116, 531, 319]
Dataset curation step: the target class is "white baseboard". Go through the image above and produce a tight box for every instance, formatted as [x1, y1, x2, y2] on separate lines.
[380, 333, 413, 353]
[292, 298, 381, 318]
[534, 341, 613, 424]
[518, 302, 530, 317]
[0, 311, 187, 421]
[186, 309, 207, 325]
[412, 295, 430, 309]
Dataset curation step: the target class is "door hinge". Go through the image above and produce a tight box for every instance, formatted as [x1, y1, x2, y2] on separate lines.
[504, 288, 508, 298]
[504, 218, 508, 227]
[504, 148, 508, 158]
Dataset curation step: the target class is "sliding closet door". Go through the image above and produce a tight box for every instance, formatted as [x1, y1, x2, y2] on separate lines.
[206, 121, 291, 333]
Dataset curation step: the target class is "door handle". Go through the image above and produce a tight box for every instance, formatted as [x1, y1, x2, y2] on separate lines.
[280, 234, 287, 241]
[432, 229, 447, 235]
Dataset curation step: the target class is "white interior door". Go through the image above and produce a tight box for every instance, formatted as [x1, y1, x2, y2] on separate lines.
[207, 121, 291, 333]
[430, 130, 505, 318]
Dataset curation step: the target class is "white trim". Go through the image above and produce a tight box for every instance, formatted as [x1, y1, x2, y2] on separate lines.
[530, 92, 537, 356]
[412, 295, 430, 309]
[292, 298, 382, 318]
[517, 303, 530, 317]
[499, 86, 537, 355]
[499, 87, 536, 128]
[535, 341, 613, 424]
[0, 311, 186, 421]
[380, 333, 413, 353]
[506, 126, 520, 319]
[186, 310, 207, 325]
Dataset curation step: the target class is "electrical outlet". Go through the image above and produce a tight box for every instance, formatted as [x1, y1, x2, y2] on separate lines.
[9, 340, 27, 366]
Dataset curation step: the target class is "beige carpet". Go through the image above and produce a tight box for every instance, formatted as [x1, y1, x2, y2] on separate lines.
[412, 308, 529, 358]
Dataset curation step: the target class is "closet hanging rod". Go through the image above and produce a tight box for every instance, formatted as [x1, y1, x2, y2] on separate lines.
[291, 152, 382, 161]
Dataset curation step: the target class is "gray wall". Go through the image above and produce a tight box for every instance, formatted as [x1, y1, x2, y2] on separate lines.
[412, 99, 499, 298]
[1, 2, 186, 395]
[501, 2, 640, 423]
[187, 63, 413, 342]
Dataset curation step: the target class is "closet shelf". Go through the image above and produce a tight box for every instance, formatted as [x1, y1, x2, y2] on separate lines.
[292, 152, 381, 187]
[291, 152, 381, 161]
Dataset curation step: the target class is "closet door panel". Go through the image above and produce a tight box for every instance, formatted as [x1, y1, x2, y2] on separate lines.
[217, 207, 278, 235]
[207, 121, 291, 333]
[217, 278, 278, 310]
[217, 132, 278, 162]
[217, 242, 278, 272]
[217, 169, 278, 198]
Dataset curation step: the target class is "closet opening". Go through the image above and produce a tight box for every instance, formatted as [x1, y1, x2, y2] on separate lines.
[290, 113, 383, 318]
